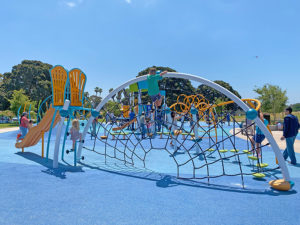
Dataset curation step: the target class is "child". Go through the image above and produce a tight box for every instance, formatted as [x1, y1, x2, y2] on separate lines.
[28, 120, 33, 129]
[146, 117, 151, 136]
[147, 68, 167, 108]
[169, 111, 179, 146]
[91, 117, 98, 138]
[250, 111, 269, 158]
[70, 119, 82, 151]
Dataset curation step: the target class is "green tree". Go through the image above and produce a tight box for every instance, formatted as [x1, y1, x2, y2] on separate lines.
[94, 87, 100, 96]
[116, 90, 122, 103]
[90, 95, 102, 108]
[109, 88, 115, 101]
[137, 66, 195, 106]
[121, 89, 130, 105]
[197, 80, 241, 102]
[197, 80, 242, 110]
[290, 103, 300, 112]
[98, 88, 103, 97]
[0, 73, 9, 110]
[102, 100, 121, 117]
[1, 60, 52, 105]
[254, 84, 288, 124]
[8, 89, 36, 116]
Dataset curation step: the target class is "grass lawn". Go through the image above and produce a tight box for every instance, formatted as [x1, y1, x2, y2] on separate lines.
[0, 123, 19, 129]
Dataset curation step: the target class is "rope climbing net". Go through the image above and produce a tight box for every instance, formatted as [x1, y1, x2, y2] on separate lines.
[81, 91, 281, 187]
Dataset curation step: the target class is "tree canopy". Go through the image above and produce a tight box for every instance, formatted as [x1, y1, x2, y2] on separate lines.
[8, 89, 36, 116]
[0, 60, 52, 110]
[197, 80, 241, 102]
[254, 84, 288, 123]
[290, 103, 300, 112]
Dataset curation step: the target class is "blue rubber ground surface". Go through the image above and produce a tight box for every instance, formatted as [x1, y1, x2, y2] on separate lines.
[1, 127, 300, 225]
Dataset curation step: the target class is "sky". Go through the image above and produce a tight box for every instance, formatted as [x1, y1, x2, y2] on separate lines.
[0, 0, 299, 103]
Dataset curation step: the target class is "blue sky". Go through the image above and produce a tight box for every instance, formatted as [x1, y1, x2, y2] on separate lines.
[0, 0, 299, 103]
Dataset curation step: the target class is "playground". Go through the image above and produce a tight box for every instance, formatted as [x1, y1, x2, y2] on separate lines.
[1, 65, 300, 225]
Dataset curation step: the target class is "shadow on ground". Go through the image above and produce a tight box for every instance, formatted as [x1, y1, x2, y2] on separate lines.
[78, 161, 297, 196]
[16, 152, 84, 179]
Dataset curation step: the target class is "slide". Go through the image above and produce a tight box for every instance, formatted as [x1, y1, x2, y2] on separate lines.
[112, 118, 137, 131]
[15, 106, 61, 149]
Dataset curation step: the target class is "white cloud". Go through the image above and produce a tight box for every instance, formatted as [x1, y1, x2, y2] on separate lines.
[63, 0, 84, 8]
[125, 0, 132, 4]
[65, 1, 77, 8]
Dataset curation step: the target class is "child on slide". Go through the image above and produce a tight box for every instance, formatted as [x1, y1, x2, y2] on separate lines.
[69, 119, 82, 151]
[147, 68, 167, 108]
[28, 120, 33, 129]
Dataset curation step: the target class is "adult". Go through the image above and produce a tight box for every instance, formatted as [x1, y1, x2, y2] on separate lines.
[281, 107, 299, 165]
[19, 112, 29, 140]
[91, 117, 98, 138]
[226, 113, 231, 126]
[105, 112, 110, 123]
[129, 109, 135, 131]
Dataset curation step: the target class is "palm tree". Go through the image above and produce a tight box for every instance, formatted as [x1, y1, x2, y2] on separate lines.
[109, 88, 115, 101]
[94, 87, 100, 96]
[98, 88, 103, 98]
[116, 91, 122, 103]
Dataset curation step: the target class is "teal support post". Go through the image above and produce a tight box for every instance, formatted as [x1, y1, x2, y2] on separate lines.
[28, 104, 31, 120]
[37, 100, 41, 124]
[17, 105, 21, 125]
[61, 116, 71, 161]
[46, 108, 58, 161]
[74, 141, 77, 166]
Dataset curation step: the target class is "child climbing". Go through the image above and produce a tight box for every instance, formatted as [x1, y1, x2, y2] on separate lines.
[250, 111, 269, 158]
[169, 111, 180, 147]
[70, 119, 82, 151]
[147, 68, 167, 108]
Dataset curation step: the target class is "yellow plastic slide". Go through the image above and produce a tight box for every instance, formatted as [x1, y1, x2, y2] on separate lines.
[112, 118, 137, 131]
[15, 106, 61, 149]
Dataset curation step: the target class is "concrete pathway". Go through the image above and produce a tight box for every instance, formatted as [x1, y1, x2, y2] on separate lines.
[231, 128, 300, 153]
[0, 127, 19, 134]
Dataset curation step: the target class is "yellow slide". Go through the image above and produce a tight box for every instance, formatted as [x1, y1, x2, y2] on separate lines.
[15, 106, 61, 149]
[112, 118, 137, 131]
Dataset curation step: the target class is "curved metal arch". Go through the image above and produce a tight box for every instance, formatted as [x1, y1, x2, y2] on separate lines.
[76, 72, 290, 181]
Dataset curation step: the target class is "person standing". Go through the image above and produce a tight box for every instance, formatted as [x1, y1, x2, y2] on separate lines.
[281, 107, 299, 165]
[140, 112, 146, 139]
[129, 109, 135, 131]
[226, 113, 231, 126]
[16, 112, 29, 141]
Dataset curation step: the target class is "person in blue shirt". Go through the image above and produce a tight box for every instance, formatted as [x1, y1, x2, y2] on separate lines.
[129, 109, 135, 131]
[251, 111, 269, 158]
[281, 107, 299, 165]
[226, 113, 231, 126]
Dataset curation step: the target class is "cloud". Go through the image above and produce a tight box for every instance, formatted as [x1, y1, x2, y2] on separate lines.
[65, 1, 77, 8]
[125, 0, 132, 3]
[64, 0, 84, 8]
